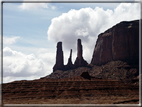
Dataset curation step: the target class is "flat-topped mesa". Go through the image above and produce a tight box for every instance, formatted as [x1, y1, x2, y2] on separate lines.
[74, 39, 88, 68]
[65, 49, 74, 70]
[53, 42, 64, 72]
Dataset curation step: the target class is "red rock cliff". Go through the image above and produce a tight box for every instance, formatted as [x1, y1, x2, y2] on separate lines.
[91, 20, 139, 66]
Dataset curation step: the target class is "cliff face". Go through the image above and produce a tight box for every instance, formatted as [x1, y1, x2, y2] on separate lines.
[91, 20, 139, 66]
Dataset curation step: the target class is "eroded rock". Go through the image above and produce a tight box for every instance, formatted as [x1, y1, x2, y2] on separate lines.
[53, 42, 64, 72]
[74, 39, 88, 68]
[65, 49, 74, 70]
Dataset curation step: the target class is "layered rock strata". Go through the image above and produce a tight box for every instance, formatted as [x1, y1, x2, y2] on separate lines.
[74, 39, 88, 68]
[3, 75, 139, 104]
[91, 20, 139, 66]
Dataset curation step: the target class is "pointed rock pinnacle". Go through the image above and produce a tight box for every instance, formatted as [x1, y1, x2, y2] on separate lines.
[74, 39, 88, 68]
[65, 49, 74, 70]
[53, 42, 64, 72]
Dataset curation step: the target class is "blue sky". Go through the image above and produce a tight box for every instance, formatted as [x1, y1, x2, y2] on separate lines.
[3, 2, 120, 53]
[2, 0, 141, 83]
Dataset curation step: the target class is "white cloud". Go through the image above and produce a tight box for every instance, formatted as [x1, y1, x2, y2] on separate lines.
[37, 48, 55, 66]
[3, 47, 54, 83]
[47, 3, 140, 63]
[3, 76, 41, 83]
[3, 36, 20, 45]
[18, 3, 48, 10]
[18, 1, 57, 10]
[51, 5, 56, 10]
[75, 28, 89, 37]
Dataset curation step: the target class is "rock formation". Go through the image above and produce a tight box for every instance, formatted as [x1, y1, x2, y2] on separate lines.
[65, 49, 74, 70]
[53, 20, 139, 73]
[53, 39, 88, 71]
[2, 20, 140, 104]
[53, 42, 64, 72]
[74, 39, 88, 68]
[91, 20, 139, 66]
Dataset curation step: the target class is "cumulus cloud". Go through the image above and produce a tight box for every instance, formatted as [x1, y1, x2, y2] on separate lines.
[3, 47, 54, 83]
[37, 48, 56, 67]
[47, 3, 140, 63]
[3, 36, 20, 45]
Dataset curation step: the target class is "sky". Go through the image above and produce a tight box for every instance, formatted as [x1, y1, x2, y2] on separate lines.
[1, 0, 141, 83]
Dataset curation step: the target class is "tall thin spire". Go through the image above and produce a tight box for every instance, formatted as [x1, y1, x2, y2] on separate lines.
[74, 39, 88, 68]
[53, 42, 64, 72]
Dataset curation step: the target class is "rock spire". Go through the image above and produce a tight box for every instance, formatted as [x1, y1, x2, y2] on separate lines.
[53, 42, 64, 72]
[53, 39, 88, 72]
[65, 49, 74, 70]
[74, 39, 88, 68]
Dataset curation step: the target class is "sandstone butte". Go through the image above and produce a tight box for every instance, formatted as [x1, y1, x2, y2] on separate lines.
[91, 20, 139, 66]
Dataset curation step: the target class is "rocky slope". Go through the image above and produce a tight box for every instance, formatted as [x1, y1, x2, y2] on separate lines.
[47, 60, 139, 84]
[3, 73, 139, 104]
